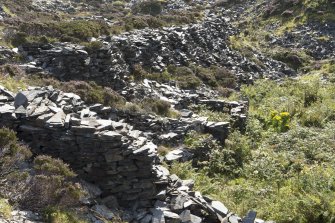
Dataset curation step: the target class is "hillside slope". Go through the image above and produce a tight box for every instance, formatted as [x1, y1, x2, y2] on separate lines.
[0, 0, 334, 223]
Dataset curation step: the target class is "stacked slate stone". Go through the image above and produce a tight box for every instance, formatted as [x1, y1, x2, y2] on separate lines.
[0, 47, 18, 64]
[0, 84, 269, 222]
[101, 79, 248, 144]
[18, 10, 294, 88]
[19, 42, 128, 90]
[0, 85, 158, 209]
[121, 79, 219, 108]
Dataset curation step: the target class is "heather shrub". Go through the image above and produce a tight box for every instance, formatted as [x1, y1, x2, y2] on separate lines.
[0, 128, 84, 215]
[83, 41, 103, 53]
[140, 98, 172, 117]
[132, 0, 163, 16]
[157, 146, 172, 156]
[0, 128, 32, 178]
[272, 50, 309, 70]
[22, 155, 83, 210]
[55, 20, 109, 42]
[168, 66, 202, 89]
[12, 20, 110, 45]
[193, 65, 237, 89]
[10, 32, 28, 46]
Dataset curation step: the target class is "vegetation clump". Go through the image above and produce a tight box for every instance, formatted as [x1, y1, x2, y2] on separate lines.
[132, 64, 236, 90]
[0, 199, 12, 220]
[139, 98, 180, 118]
[269, 111, 290, 132]
[44, 208, 88, 223]
[132, 0, 163, 16]
[0, 128, 85, 221]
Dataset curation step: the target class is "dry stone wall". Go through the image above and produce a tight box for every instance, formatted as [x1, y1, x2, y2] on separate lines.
[0, 85, 266, 222]
[19, 11, 294, 89]
[0, 85, 158, 208]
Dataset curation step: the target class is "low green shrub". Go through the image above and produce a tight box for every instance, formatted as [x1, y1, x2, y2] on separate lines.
[184, 131, 213, 149]
[55, 20, 109, 42]
[241, 76, 335, 128]
[83, 41, 103, 53]
[0, 128, 84, 213]
[168, 66, 202, 89]
[44, 207, 87, 223]
[169, 73, 335, 222]
[132, 0, 163, 16]
[0, 128, 32, 178]
[132, 64, 236, 90]
[34, 155, 75, 178]
[183, 130, 250, 177]
[272, 49, 310, 70]
[169, 161, 219, 195]
[140, 98, 172, 117]
[193, 65, 237, 89]
[23, 155, 84, 210]
[299, 103, 330, 127]
[112, 1, 126, 7]
[192, 105, 230, 122]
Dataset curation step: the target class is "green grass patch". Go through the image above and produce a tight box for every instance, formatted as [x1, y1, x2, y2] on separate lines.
[0, 199, 12, 220]
[191, 105, 231, 122]
[170, 72, 335, 222]
[0, 76, 27, 92]
[44, 208, 87, 223]
[132, 64, 236, 90]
